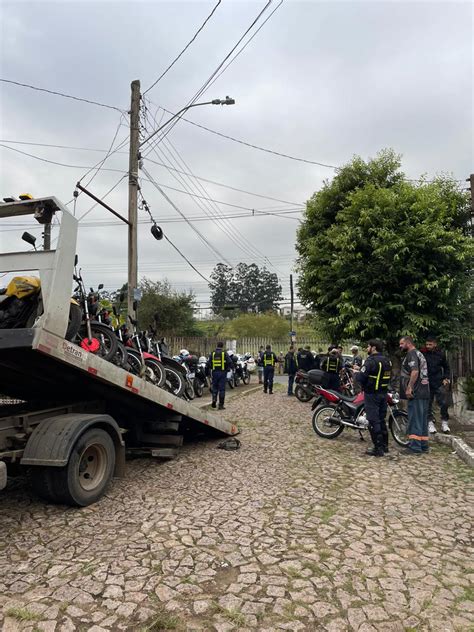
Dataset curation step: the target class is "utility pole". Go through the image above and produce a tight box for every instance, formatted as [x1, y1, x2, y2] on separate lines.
[43, 222, 51, 250]
[290, 274, 294, 342]
[128, 79, 141, 320]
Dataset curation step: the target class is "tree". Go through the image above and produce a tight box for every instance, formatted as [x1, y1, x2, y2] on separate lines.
[118, 278, 198, 336]
[296, 149, 473, 353]
[209, 262, 283, 314]
[227, 312, 290, 338]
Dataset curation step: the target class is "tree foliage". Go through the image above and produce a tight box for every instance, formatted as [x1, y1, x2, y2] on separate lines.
[296, 149, 473, 351]
[209, 262, 283, 314]
[131, 278, 197, 336]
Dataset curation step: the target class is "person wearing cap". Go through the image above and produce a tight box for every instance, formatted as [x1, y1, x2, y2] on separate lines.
[207, 341, 232, 410]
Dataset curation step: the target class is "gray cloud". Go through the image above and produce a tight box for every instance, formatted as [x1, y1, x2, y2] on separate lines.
[1, 0, 472, 311]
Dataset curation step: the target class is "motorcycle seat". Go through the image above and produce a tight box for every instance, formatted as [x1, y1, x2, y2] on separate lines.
[326, 390, 356, 402]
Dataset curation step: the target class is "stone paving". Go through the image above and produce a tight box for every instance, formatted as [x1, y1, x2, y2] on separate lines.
[0, 387, 473, 631]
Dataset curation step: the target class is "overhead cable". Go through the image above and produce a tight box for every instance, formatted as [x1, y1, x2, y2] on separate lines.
[0, 78, 126, 113]
[143, 0, 223, 94]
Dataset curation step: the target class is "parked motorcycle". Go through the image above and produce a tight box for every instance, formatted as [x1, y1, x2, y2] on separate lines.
[310, 373, 409, 446]
[194, 356, 209, 398]
[72, 267, 118, 362]
[173, 350, 196, 400]
[236, 354, 251, 385]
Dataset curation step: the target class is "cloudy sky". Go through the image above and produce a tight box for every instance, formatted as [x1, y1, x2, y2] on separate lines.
[0, 0, 472, 314]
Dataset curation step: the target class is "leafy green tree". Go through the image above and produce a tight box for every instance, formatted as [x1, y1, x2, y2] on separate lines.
[209, 262, 283, 314]
[118, 278, 198, 336]
[296, 150, 473, 353]
[227, 312, 290, 338]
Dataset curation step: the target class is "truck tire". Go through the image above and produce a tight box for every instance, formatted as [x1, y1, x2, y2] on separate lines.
[51, 428, 116, 506]
[28, 466, 61, 503]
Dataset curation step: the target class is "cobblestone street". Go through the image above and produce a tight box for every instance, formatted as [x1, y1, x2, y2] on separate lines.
[1, 387, 473, 632]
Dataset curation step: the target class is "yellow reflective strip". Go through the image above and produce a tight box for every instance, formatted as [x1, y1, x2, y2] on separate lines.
[375, 362, 382, 390]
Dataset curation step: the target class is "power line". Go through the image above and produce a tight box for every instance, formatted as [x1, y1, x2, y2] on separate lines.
[140, 165, 233, 265]
[0, 78, 126, 113]
[161, 108, 339, 168]
[204, 0, 284, 93]
[157, 0, 274, 143]
[0, 138, 302, 205]
[143, 0, 223, 94]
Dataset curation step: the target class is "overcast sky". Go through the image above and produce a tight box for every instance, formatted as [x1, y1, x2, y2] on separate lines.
[1, 0, 472, 313]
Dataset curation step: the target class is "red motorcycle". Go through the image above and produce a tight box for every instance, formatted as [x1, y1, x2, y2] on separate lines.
[311, 386, 409, 447]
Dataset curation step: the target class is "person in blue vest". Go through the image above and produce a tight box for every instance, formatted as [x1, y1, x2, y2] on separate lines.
[207, 341, 232, 410]
[260, 344, 278, 394]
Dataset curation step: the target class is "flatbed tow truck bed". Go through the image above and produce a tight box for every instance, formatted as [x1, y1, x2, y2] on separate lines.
[0, 195, 237, 506]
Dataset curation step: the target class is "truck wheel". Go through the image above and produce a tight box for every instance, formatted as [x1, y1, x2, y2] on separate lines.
[53, 428, 116, 506]
[28, 466, 61, 503]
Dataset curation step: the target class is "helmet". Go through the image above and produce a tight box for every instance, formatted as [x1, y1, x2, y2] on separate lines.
[179, 349, 189, 358]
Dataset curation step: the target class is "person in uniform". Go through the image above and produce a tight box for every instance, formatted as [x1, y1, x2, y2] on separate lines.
[297, 346, 314, 372]
[321, 346, 342, 390]
[284, 345, 298, 396]
[260, 344, 278, 394]
[207, 341, 232, 410]
[354, 339, 392, 457]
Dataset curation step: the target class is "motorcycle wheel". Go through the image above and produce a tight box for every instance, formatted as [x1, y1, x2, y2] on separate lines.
[145, 358, 166, 388]
[242, 373, 250, 385]
[112, 340, 129, 368]
[295, 385, 313, 402]
[312, 405, 344, 439]
[78, 323, 118, 362]
[126, 348, 144, 376]
[194, 379, 204, 398]
[66, 303, 82, 341]
[184, 381, 195, 401]
[164, 367, 185, 398]
[389, 410, 409, 447]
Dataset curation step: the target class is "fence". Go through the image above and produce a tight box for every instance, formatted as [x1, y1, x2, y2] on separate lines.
[165, 337, 333, 357]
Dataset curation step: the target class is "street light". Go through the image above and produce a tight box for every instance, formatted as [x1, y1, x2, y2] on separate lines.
[139, 96, 235, 148]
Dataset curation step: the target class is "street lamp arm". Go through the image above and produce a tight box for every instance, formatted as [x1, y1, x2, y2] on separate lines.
[139, 97, 235, 148]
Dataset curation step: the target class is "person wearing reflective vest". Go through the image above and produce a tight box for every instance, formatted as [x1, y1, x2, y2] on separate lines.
[207, 341, 232, 410]
[260, 344, 278, 394]
[321, 347, 342, 390]
[355, 339, 392, 457]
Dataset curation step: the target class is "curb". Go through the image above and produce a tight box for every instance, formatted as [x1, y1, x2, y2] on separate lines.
[434, 433, 474, 468]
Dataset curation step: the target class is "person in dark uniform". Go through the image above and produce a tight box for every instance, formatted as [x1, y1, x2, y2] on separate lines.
[260, 344, 278, 394]
[284, 345, 298, 396]
[355, 339, 392, 457]
[207, 341, 232, 410]
[297, 346, 314, 372]
[321, 347, 342, 390]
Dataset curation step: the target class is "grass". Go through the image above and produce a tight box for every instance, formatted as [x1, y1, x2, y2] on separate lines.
[140, 609, 183, 631]
[320, 505, 338, 523]
[281, 565, 304, 579]
[455, 586, 474, 604]
[5, 607, 44, 623]
[218, 608, 246, 626]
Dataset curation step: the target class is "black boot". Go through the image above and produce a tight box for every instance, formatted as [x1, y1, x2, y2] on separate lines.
[211, 399, 217, 409]
[382, 429, 389, 453]
[218, 396, 225, 410]
[269, 389, 273, 394]
[366, 433, 384, 457]
[366, 446, 384, 457]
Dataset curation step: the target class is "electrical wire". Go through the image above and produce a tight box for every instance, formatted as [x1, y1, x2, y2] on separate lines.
[143, 0, 223, 95]
[0, 139, 304, 204]
[160, 109, 339, 168]
[0, 78, 126, 113]
[140, 165, 233, 265]
[156, 0, 274, 144]
[204, 0, 284, 93]
[139, 190, 210, 283]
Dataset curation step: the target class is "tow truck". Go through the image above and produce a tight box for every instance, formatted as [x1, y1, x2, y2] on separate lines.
[0, 196, 238, 505]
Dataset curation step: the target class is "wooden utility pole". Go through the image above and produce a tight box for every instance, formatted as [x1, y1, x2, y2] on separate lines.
[43, 222, 51, 250]
[128, 79, 141, 320]
[290, 274, 294, 342]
